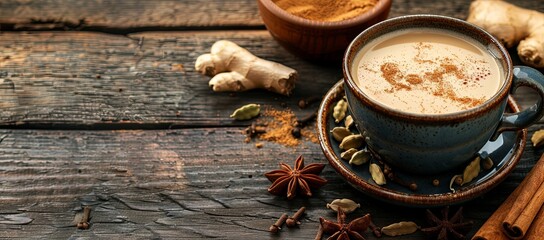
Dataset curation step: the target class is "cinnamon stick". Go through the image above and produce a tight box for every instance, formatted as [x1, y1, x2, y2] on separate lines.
[472, 154, 544, 240]
[525, 206, 544, 240]
[503, 181, 544, 239]
[472, 178, 524, 240]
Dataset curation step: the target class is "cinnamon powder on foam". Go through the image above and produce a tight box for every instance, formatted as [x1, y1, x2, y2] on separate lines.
[272, 0, 379, 22]
[374, 40, 491, 112]
[380, 61, 485, 109]
[256, 107, 318, 147]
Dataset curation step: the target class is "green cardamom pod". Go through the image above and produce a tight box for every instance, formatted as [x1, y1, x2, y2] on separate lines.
[339, 134, 364, 150]
[531, 129, 544, 147]
[326, 198, 360, 214]
[331, 127, 352, 142]
[341, 148, 358, 160]
[462, 156, 480, 185]
[333, 99, 348, 123]
[344, 115, 354, 129]
[381, 221, 419, 236]
[369, 163, 386, 185]
[349, 149, 371, 165]
[230, 104, 260, 120]
[481, 156, 494, 170]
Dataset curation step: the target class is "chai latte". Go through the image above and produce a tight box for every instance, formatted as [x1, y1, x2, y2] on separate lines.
[352, 28, 503, 115]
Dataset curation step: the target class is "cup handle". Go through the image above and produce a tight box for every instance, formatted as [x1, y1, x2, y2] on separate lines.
[492, 66, 544, 140]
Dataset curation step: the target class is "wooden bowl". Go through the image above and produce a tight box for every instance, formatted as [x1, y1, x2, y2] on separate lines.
[257, 0, 392, 62]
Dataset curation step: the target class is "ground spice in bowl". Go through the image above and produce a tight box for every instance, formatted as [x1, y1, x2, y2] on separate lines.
[272, 0, 379, 22]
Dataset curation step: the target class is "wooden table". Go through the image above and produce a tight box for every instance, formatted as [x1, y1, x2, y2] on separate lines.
[0, 0, 542, 239]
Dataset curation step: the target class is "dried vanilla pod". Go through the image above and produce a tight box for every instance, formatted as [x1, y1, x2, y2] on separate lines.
[369, 163, 386, 185]
[531, 129, 544, 147]
[339, 134, 364, 150]
[349, 149, 371, 165]
[381, 221, 419, 236]
[482, 156, 494, 170]
[230, 104, 260, 120]
[333, 99, 348, 123]
[344, 115, 354, 129]
[331, 127, 352, 142]
[341, 148, 358, 160]
[326, 198, 360, 214]
[462, 156, 481, 185]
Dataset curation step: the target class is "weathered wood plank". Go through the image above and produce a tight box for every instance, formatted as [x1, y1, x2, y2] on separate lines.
[0, 1, 542, 240]
[0, 0, 262, 31]
[0, 126, 542, 239]
[0, 30, 541, 129]
[0, 31, 341, 128]
[389, 0, 544, 19]
[0, 0, 542, 31]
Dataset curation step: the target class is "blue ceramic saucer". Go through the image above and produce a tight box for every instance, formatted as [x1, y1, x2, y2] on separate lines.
[317, 80, 527, 207]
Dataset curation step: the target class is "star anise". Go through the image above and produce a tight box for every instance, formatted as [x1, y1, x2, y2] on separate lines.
[421, 206, 473, 240]
[319, 208, 371, 240]
[265, 155, 327, 199]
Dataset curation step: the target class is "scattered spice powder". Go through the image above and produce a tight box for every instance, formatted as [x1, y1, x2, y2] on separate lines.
[379, 60, 485, 109]
[301, 127, 319, 144]
[414, 42, 434, 64]
[254, 107, 318, 147]
[405, 74, 423, 85]
[380, 62, 411, 91]
[272, 0, 379, 22]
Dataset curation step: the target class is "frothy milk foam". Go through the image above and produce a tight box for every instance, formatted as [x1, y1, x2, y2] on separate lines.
[352, 28, 503, 115]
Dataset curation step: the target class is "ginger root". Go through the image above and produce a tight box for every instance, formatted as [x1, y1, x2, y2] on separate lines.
[195, 40, 297, 95]
[467, 0, 544, 68]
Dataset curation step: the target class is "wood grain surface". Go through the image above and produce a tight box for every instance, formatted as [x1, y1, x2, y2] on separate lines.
[0, 126, 542, 239]
[0, 0, 262, 31]
[0, 31, 540, 129]
[0, 0, 543, 239]
[0, 0, 541, 31]
[0, 31, 341, 128]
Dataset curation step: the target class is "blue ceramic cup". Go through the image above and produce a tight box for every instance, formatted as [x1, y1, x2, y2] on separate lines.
[343, 15, 544, 174]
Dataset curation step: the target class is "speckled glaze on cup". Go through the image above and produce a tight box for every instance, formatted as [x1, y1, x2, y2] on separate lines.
[343, 15, 544, 174]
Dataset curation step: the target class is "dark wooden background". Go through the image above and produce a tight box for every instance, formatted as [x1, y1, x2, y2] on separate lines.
[0, 0, 542, 239]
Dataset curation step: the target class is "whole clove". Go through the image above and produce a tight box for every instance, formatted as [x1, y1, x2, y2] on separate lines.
[76, 206, 91, 229]
[286, 206, 306, 228]
[314, 224, 324, 240]
[291, 127, 302, 138]
[243, 122, 267, 142]
[269, 213, 288, 234]
[384, 165, 417, 191]
[291, 111, 317, 138]
[369, 220, 382, 238]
